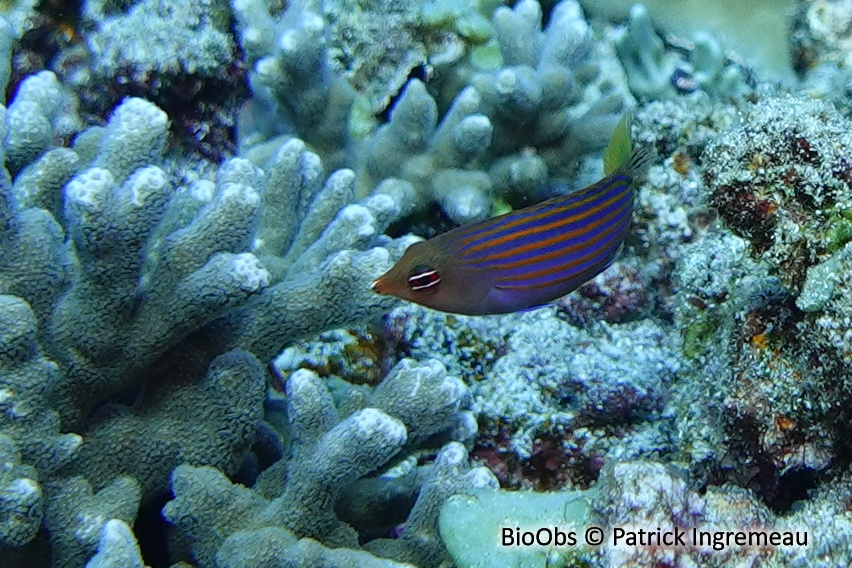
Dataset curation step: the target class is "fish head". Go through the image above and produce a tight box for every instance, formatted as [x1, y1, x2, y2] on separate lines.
[371, 239, 494, 314]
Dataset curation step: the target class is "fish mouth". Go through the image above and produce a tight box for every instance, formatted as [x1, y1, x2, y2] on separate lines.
[372, 275, 398, 296]
[370, 278, 385, 294]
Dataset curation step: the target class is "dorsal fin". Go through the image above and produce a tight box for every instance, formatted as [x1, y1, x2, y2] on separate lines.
[603, 112, 633, 176]
[604, 112, 657, 178]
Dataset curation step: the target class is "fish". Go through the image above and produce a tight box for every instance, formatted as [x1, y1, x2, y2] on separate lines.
[371, 113, 655, 315]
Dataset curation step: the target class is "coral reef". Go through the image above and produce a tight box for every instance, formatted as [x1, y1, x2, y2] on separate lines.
[693, 97, 852, 487]
[358, 0, 631, 224]
[473, 310, 679, 458]
[85, 520, 147, 568]
[703, 94, 852, 291]
[82, 0, 234, 80]
[440, 462, 852, 567]
[5, 0, 852, 566]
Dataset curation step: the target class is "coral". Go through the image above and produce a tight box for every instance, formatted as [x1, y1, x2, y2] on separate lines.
[613, 4, 677, 100]
[261, 381, 408, 544]
[633, 93, 739, 164]
[44, 99, 266, 427]
[235, 0, 631, 225]
[792, 1, 852, 118]
[0, 434, 42, 547]
[217, 528, 417, 568]
[11, 0, 852, 566]
[582, 0, 796, 81]
[89, 96, 168, 182]
[322, 0, 427, 113]
[703, 94, 852, 292]
[371, 301, 680, 494]
[85, 520, 146, 568]
[231, 0, 357, 165]
[210, 151, 412, 360]
[614, 3, 752, 101]
[0, 0, 36, 37]
[363, 442, 499, 567]
[371, 296, 681, 491]
[419, 0, 494, 51]
[164, 400, 407, 564]
[0, 296, 80, 476]
[54, 350, 266, 500]
[795, 241, 850, 313]
[351, 357, 476, 448]
[0, 65, 418, 565]
[0, 90, 411, 444]
[5, 71, 81, 173]
[592, 460, 804, 567]
[4, 70, 84, 225]
[165, 361, 492, 568]
[43, 476, 141, 568]
[0, 0, 38, 97]
[83, 0, 234, 79]
[359, 0, 630, 225]
[796, 0, 852, 72]
[48, 0, 245, 162]
[471, 0, 624, 176]
[474, 309, 678, 458]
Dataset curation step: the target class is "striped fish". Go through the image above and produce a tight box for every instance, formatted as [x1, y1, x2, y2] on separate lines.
[372, 114, 655, 315]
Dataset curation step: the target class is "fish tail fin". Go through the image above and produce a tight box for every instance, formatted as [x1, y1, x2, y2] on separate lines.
[603, 112, 656, 178]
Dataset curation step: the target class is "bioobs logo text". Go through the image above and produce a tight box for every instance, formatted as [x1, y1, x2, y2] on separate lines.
[501, 526, 578, 548]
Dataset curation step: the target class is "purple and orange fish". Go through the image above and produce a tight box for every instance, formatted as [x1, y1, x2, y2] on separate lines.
[372, 114, 655, 315]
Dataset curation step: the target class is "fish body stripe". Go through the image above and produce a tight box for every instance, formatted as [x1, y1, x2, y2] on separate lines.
[449, 172, 633, 291]
[456, 174, 629, 253]
[456, 174, 625, 249]
[494, 209, 630, 289]
[462, 188, 632, 270]
[483, 197, 632, 281]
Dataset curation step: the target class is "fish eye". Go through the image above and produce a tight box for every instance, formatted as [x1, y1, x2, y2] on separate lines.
[407, 265, 441, 293]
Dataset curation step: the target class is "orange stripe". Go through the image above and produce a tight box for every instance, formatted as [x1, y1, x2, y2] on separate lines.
[494, 217, 630, 289]
[462, 178, 630, 256]
[459, 177, 625, 251]
[465, 195, 632, 268]
[457, 175, 629, 250]
[483, 200, 630, 272]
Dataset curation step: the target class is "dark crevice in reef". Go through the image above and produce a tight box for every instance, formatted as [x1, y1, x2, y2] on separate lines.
[134, 493, 172, 568]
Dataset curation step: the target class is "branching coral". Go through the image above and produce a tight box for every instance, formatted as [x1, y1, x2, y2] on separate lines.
[234, 0, 631, 226]
[0, 68, 421, 566]
[165, 362, 495, 568]
[358, 0, 631, 224]
[614, 4, 752, 101]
